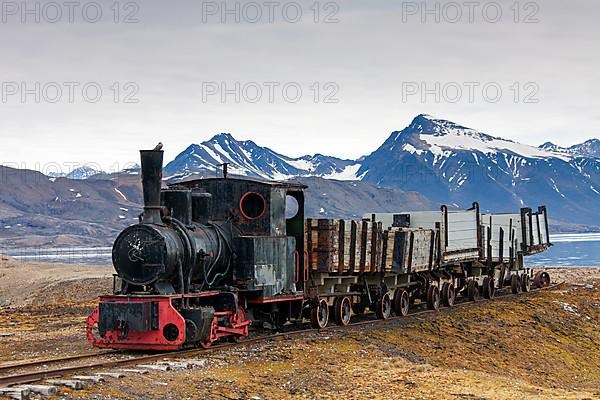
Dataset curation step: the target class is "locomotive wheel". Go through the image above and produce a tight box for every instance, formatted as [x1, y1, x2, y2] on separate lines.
[467, 280, 479, 302]
[393, 289, 410, 317]
[232, 335, 246, 343]
[310, 299, 329, 329]
[521, 274, 531, 293]
[375, 293, 392, 320]
[511, 274, 521, 294]
[441, 282, 455, 307]
[333, 297, 352, 326]
[196, 309, 215, 349]
[426, 285, 440, 310]
[482, 277, 495, 299]
[232, 305, 249, 342]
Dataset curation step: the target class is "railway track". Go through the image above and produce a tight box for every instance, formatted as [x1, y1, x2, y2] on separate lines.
[0, 282, 563, 388]
[0, 352, 117, 375]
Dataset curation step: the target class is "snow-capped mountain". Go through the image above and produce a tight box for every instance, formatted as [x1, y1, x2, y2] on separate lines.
[50, 164, 140, 181]
[358, 114, 600, 224]
[47, 167, 99, 180]
[540, 139, 600, 158]
[65, 166, 102, 180]
[163, 133, 359, 181]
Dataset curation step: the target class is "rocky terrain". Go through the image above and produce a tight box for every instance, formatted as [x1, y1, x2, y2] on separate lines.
[0, 258, 113, 361]
[93, 277, 598, 399]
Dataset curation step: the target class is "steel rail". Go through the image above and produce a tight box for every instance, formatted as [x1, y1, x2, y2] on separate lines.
[0, 351, 118, 374]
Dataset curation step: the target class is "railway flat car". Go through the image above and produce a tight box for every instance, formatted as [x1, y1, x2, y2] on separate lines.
[366, 204, 481, 264]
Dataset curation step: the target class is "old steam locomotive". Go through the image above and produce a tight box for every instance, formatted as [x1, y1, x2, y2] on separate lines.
[87, 146, 551, 350]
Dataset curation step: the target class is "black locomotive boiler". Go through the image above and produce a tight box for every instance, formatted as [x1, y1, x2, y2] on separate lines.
[87, 147, 307, 349]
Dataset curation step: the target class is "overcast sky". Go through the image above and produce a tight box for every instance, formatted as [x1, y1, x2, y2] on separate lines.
[0, 0, 598, 173]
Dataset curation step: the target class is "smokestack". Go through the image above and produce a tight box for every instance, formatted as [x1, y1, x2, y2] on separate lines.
[140, 149, 164, 224]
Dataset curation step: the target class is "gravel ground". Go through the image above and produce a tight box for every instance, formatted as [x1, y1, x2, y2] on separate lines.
[0, 257, 113, 307]
[0, 258, 112, 362]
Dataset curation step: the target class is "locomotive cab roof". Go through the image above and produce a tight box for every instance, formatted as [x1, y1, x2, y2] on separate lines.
[168, 176, 308, 191]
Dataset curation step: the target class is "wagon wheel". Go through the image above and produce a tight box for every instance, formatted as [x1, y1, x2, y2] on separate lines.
[375, 293, 392, 320]
[482, 277, 495, 299]
[310, 299, 329, 329]
[498, 265, 507, 288]
[533, 271, 543, 288]
[441, 282, 455, 307]
[535, 271, 551, 288]
[511, 274, 521, 294]
[393, 289, 410, 316]
[467, 280, 479, 302]
[540, 271, 551, 287]
[333, 297, 352, 326]
[352, 302, 366, 316]
[521, 273, 531, 293]
[426, 285, 440, 310]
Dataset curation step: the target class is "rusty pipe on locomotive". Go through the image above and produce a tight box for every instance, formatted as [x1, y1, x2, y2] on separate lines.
[111, 147, 233, 296]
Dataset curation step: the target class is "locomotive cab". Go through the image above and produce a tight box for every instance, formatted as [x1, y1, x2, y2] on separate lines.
[174, 176, 308, 298]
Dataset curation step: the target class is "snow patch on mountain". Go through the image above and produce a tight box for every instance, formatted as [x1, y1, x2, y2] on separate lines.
[422, 131, 571, 161]
[400, 115, 572, 161]
[323, 164, 362, 180]
[539, 139, 600, 158]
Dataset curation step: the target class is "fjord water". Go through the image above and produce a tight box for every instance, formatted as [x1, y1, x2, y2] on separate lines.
[529, 233, 600, 267]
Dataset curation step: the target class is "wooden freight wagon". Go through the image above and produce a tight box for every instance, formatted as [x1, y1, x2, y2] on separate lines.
[382, 228, 437, 274]
[520, 206, 551, 254]
[480, 213, 519, 264]
[366, 203, 481, 266]
[305, 218, 383, 274]
[481, 205, 550, 262]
